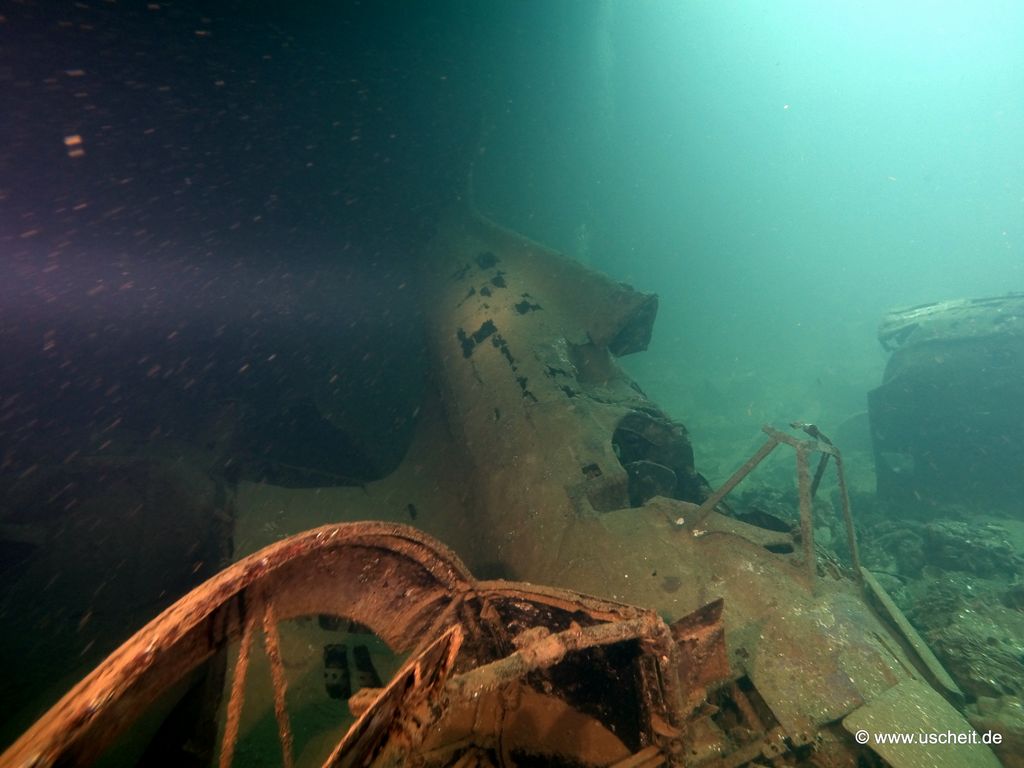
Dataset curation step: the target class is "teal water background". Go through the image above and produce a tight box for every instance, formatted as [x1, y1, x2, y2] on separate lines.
[474, 0, 1024, 458]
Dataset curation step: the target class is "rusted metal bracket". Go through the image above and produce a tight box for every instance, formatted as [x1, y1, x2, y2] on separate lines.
[691, 423, 862, 586]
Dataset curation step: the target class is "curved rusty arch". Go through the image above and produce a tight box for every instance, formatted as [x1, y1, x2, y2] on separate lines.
[2, 522, 476, 768]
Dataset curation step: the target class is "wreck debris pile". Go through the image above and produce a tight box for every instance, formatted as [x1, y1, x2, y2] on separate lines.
[0, 522, 739, 767]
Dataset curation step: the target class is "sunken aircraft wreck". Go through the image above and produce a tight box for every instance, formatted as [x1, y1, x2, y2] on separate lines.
[0, 205, 1004, 767]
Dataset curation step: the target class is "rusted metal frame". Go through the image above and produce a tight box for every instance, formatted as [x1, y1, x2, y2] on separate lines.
[4, 521, 700, 768]
[833, 452, 862, 577]
[691, 435, 782, 527]
[760, 425, 831, 455]
[691, 425, 865, 590]
[447, 614, 660, 700]
[795, 442, 816, 583]
[631, 618, 688, 759]
[219, 600, 256, 768]
[642, 619, 687, 730]
[774, 426, 863, 582]
[791, 421, 833, 500]
[809, 451, 830, 499]
[763, 426, 866, 585]
[216, 593, 296, 768]
[261, 598, 295, 768]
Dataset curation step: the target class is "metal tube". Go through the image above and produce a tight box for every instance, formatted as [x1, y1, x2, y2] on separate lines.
[220, 604, 255, 768]
[262, 599, 295, 768]
[691, 436, 780, 527]
[833, 453, 862, 578]
[809, 452, 830, 500]
[795, 443, 816, 585]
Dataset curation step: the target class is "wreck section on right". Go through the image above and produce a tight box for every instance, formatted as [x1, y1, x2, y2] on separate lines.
[869, 294, 1024, 511]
